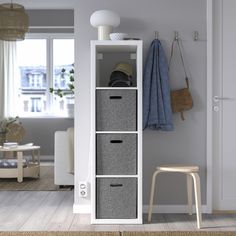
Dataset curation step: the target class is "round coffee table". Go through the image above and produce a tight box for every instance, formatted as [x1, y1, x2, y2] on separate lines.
[0, 145, 40, 182]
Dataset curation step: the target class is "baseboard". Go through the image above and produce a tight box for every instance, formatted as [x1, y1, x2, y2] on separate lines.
[213, 210, 236, 214]
[73, 204, 91, 213]
[40, 155, 54, 161]
[143, 204, 208, 213]
[73, 204, 208, 214]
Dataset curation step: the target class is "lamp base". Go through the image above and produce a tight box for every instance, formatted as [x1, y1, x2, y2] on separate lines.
[98, 25, 112, 40]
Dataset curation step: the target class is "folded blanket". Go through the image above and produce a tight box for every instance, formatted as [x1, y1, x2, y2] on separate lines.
[0, 159, 27, 168]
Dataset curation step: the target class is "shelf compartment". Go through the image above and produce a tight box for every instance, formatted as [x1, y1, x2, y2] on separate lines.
[96, 133, 137, 175]
[95, 48, 137, 88]
[96, 177, 137, 219]
[96, 89, 137, 131]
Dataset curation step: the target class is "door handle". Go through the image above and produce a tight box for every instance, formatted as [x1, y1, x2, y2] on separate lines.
[109, 96, 122, 100]
[110, 184, 123, 187]
[110, 140, 123, 144]
[213, 96, 233, 102]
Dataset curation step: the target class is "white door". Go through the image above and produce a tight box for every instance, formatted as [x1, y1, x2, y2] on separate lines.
[213, 0, 236, 210]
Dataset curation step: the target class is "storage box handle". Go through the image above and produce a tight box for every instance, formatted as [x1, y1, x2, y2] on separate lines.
[109, 96, 122, 99]
[110, 140, 123, 143]
[110, 184, 123, 187]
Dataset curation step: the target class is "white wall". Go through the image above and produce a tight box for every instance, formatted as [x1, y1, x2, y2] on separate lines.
[75, 0, 207, 209]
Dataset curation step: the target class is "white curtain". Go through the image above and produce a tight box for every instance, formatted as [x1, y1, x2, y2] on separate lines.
[0, 40, 4, 118]
[0, 40, 19, 117]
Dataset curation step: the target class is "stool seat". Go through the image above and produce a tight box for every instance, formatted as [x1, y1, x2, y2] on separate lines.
[157, 165, 199, 173]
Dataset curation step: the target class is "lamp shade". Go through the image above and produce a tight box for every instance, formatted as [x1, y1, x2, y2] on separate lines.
[0, 3, 29, 41]
[90, 10, 120, 40]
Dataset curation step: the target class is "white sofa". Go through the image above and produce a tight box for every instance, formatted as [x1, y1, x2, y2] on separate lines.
[54, 127, 74, 186]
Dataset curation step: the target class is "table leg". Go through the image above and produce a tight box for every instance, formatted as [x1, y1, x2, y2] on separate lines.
[32, 150, 35, 162]
[17, 151, 23, 182]
[37, 149, 40, 177]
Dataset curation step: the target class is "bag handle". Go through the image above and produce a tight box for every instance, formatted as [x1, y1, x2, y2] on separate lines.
[168, 39, 189, 89]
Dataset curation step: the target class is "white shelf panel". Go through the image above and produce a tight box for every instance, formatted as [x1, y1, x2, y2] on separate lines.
[91, 218, 142, 224]
[96, 87, 138, 90]
[91, 40, 142, 53]
[96, 131, 138, 134]
[96, 175, 138, 178]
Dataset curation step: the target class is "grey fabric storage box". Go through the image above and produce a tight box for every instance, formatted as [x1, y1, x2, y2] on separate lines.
[96, 90, 137, 131]
[96, 178, 137, 219]
[96, 134, 137, 175]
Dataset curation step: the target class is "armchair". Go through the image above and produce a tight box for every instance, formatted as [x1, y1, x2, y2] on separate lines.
[54, 127, 74, 186]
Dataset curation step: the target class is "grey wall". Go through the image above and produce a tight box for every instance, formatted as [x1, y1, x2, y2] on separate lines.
[21, 118, 74, 156]
[27, 10, 74, 27]
[27, 9, 74, 33]
[75, 0, 207, 206]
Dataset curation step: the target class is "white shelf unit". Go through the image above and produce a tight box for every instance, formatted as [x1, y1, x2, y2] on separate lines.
[91, 40, 142, 224]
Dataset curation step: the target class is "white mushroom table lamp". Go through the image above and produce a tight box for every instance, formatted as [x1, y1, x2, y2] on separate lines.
[90, 10, 120, 40]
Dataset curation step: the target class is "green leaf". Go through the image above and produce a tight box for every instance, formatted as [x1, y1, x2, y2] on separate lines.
[69, 75, 74, 82]
[68, 84, 74, 90]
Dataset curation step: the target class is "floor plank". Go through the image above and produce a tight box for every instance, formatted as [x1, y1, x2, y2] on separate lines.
[19, 191, 68, 231]
[44, 191, 75, 231]
[70, 214, 96, 231]
[0, 191, 19, 223]
[0, 191, 235, 231]
[201, 213, 236, 231]
[0, 191, 49, 231]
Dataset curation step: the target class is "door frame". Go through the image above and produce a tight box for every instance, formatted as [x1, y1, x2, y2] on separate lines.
[210, 0, 236, 210]
[206, 0, 213, 213]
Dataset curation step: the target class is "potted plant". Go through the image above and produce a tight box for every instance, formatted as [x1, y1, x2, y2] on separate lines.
[49, 66, 74, 117]
[49, 67, 74, 97]
[0, 116, 20, 145]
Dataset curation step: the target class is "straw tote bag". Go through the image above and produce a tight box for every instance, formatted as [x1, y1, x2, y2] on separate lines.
[169, 39, 193, 120]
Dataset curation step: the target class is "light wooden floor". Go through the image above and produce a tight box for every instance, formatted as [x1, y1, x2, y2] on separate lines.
[0, 191, 236, 231]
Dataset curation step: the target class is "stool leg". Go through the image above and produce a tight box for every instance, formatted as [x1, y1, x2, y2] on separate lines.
[148, 170, 161, 223]
[191, 172, 202, 229]
[186, 174, 193, 215]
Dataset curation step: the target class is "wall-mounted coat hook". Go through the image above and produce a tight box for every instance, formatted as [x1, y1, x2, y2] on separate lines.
[193, 31, 199, 41]
[174, 31, 179, 41]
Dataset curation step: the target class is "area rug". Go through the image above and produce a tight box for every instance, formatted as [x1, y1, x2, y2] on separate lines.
[0, 233, 118, 236]
[0, 231, 118, 236]
[0, 166, 72, 191]
[0, 232, 236, 236]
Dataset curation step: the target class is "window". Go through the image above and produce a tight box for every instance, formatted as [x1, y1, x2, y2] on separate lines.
[16, 35, 74, 117]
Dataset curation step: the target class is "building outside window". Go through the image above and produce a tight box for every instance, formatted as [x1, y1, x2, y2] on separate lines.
[16, 35, 74, 117]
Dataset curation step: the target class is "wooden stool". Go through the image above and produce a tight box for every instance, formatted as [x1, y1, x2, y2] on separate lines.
[148, 165, 202, 229]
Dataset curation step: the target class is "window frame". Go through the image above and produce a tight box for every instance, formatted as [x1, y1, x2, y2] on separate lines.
[17, 33, 75, 118]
